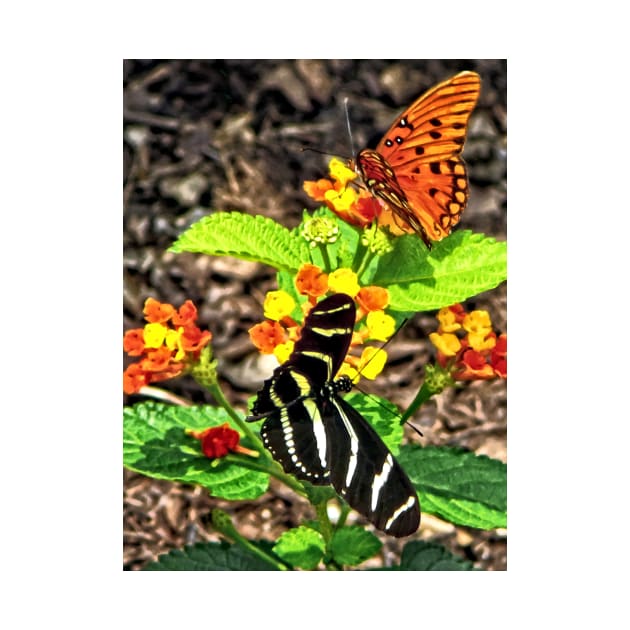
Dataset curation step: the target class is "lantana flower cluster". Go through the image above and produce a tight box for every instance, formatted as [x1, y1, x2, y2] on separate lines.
[123, 298, 212, 394]
[429, 304, 507, 381]
[248, 263, 397, 383]
[303, 158, 382, 229]
[303, 157, 407, 237]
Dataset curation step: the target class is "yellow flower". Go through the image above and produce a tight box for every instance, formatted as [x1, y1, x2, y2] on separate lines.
[143, 322, 168, 348]
[429, 332, 461, 357]
[357, 347, 387, 380]
[324, 186, 359, 213]
[463, 310, 492, 335]
[164, 327, 186, 361]
[437, 306, 462, 333]
[328, 158, 357, 187]
[273, 340, 295, 364]
[263, 290, 296, 321]
[328, 268, 360, 297]
[468, 332, 496, 352]
[337, 362, 360, 384]
[366, 310, 396, 342]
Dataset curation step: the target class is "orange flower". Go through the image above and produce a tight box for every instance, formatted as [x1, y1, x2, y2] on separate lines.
[303, 177, 334, 201]
[354, 196, 383, 225]
[143, 297, 175, 323]
[429, 332, 462, 358]
[123, 298, 212, 395]
[141, 346, 175, 372]
[249, 320, 286, 354]
[123, 329, 145, 356]
[296, 264, 329, 297]
[181, 326, 213, 352]
[172, 300, 198, 327]
[123, 363, 148, 394]
[356, 286, 389, 313]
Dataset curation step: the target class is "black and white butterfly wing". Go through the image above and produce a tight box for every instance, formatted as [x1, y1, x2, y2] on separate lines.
[250, 293, 356, 485]
[254, 374, 332, 484]
[248, 293, 420, 537]
[322, 394, 420, 537]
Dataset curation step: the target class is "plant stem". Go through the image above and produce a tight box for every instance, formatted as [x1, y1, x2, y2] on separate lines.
[225, 453, 308, 498]
[315, 500, 333, 543]
[355, 247, 375, 281]
[211, 509, 289, 571]
[207, 382, 266, 455]
[399, 380, 435, 424]
[315, 500, 342, 570]
[336, 502, 350, 530]
[319, 243, 332, 271]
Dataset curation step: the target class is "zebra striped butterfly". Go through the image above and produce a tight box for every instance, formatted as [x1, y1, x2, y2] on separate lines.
[247, 293, 420, 537]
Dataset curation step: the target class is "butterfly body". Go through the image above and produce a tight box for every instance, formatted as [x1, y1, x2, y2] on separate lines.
[354, 71, 481, 248]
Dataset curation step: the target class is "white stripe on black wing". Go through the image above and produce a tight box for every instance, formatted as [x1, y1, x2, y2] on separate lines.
[324, 393, 420, 537]
[247, 293, 420, 537]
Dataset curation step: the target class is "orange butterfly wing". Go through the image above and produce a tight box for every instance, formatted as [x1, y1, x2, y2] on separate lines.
[356, 71, 481, 248]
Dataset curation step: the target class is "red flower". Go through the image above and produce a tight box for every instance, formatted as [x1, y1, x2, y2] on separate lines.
[491, 334, 507, 378]
[453, 349, 495, 380]
[187, 424, 258, 459]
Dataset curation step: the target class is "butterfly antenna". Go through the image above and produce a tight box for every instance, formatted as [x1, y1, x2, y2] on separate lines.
[349, 316, 426, 436]
[406, 421, 424, 438]
[301, 146, 353, 163]
[358, 316, 409, 375]
[344, 97, 357, 157]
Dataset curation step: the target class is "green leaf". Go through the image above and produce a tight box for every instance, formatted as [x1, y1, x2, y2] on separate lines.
[330, 526, 382, 567]
[344, 392, 403, 454]
[372, 231, 507, 312]
[302, 483, 338, 506]
[143, 541, 280, 571]
[399, 540, 475, 570]
[169, 211, 311, 273]
[398, 445, 507, 529]
[123, 401, 269, 500]
[277, 267, 309, 322]
[272, 526, 326, 570]
[332, 211, 362, 269]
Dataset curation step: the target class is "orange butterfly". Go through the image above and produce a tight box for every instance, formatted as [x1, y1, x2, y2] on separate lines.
[352, 71, 481, 249]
